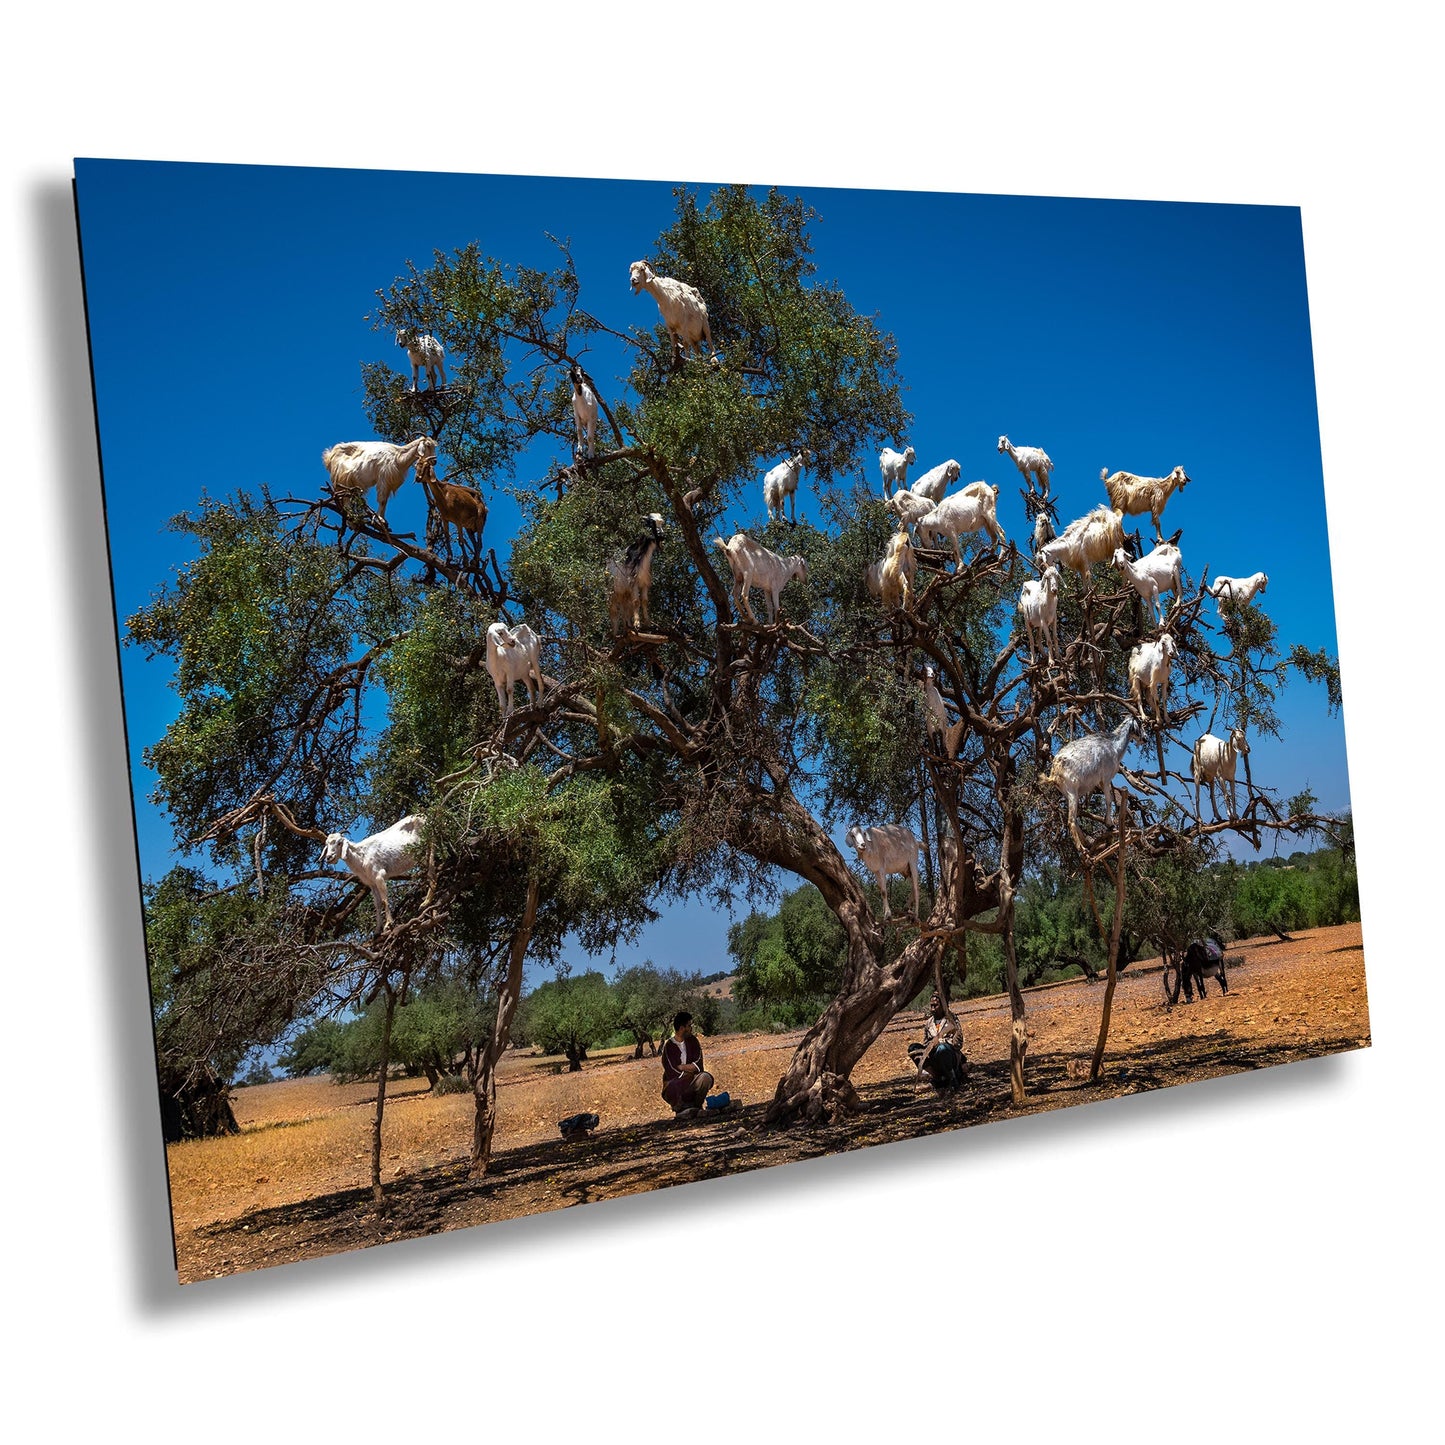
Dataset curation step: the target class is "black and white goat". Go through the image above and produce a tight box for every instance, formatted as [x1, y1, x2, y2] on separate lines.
[607, 513, 666, 636]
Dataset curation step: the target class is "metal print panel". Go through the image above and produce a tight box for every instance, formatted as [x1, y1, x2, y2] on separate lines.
[74, 159, 1367, 1283]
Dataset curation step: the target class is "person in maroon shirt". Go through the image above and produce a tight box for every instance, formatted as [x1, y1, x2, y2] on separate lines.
[660, 1011, 714, 1117]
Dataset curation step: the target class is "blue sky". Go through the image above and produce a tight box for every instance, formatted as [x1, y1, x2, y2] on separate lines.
[75, 159, 1349, 981]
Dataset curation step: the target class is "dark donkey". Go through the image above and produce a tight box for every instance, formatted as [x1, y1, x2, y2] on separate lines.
[1181, 936, 1229, 1001]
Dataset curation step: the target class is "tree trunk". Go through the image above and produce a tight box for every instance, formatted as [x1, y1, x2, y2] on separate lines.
[471, 871, 540, 1175]
[764, 920, 933, 1123]
[1089, 804, 1129, 1082]
[917, 756, 937, 901]
[758, 789, 1005, 1125]
[1000, 886, 1028, 1105]
[371, 984, 397, 1213]
[158, 1064, 239, 1143]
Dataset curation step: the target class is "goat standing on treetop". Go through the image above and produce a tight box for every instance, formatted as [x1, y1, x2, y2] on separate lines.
[763, 449, 812, 524]
[1193, 726, 1249, 821]
[570, 362, 599, 460]
[417, 455, 487, 571]
[322, 435, 436, 525]
[847, 823, 922, 921]
[320, 815, 427, 931]
[1099, 464, 1191, 539]
[629, 259, 718, 366]
[998, 436, 1054, 496]
[1037, 505, 1126, 577]
[1018, 565, 1062, 666]
[879, 445, 916, 498]
[485, 621, 544, 720]
[713, 533, 809, 624]
[1046, 717, 1135, 851]
[607, 513, 666, 636]
[396, 329, 446, 391]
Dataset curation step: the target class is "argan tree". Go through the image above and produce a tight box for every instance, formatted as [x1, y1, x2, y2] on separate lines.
[132, 181, 1344, 1172]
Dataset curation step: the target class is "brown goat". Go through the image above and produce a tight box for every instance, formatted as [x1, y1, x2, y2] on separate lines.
[417, 456, 487, 570]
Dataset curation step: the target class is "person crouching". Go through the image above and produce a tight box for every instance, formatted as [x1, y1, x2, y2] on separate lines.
[661, 1011, 714, 1119]
[907, 993, 968, 1090]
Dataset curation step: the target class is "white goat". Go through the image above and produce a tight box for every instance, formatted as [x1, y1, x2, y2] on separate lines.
[1100, 465, 1191, 538]
[876, 529, 916, 611]
[879, 445, 916, 498]
[322, 435, 437, 524]
[607, 513, 666, 636]
[629, 259, 716, 365]
[1208, 572, 1269, 614]
[884, 487, 937, 541]
[1045, 717, 1135, 851]
[1128, 632, 1176, 722]
[864, 556, 885, 602]
[1037, 505, 1126, 577]
[396, 330, 446, 391]
[1018, 565, 1062, 665]
[321, 814, 426, 930]
[910, 459, 963, 505]
[1112, 541, 1184, 623]
[763, 449, 812, 524]
[713, 533, 809, 624]
[486, 621, 544, 719]
[846, 823, 922, 921]
[998, 436, 1054, 495]
[922, 665, 948, 738]
[918, 483, 1005, 565]
[570, 363, 599, 459]
[1193, 726, 1249, 820]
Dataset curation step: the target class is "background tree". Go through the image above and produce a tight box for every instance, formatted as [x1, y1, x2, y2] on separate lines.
[612, 963, 698, 1058]
[518, 972, 617, 1071]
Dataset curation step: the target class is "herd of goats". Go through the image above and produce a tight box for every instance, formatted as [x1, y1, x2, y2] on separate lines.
[312, 257, 1271, 934]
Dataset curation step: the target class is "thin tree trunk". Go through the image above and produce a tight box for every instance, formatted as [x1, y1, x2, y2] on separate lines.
[371, 984, 397, 1213]
[471, 871, 541, 1175]
[999, 877, 1027, 1104]
[917, 756, 937, 901]
[1089, 803, 1129, 1082]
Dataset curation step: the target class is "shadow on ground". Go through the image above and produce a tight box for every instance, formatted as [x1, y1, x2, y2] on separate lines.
[186, 1027, 1364, 1281]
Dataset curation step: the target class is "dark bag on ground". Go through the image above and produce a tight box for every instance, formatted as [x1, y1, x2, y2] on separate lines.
[558, 1112, 599, 1139]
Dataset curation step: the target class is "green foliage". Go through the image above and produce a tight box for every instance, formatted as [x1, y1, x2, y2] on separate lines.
[729, 884, 847, 1010]
[518, 971, 617, 1065]
[144, 865, 319, 1092]
[634, 186, 910, 482]
[612, 963, 699, 1053]
[128, 496, 379, 863]
[323, 978, 496, 1084]
[236, 1055, 275, 1087]
[1288, 645, 1344, 715]
[1231, 845, 1359, 937]
[1121, 836, 1236, 959]
[363, 241, 583, 485]
[278, 1018, 348, 1077]
[1013, 866, 1100, 984]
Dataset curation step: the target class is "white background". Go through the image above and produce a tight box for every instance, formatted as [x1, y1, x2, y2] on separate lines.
[3, 4, 1438, 1438]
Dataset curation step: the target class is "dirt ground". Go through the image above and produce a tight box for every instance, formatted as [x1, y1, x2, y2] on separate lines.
[168, 921, 1369, 1283]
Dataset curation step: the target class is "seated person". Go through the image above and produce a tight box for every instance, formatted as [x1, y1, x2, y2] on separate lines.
[907, 993, 967, 1089]
[661, 1011, 714, 1117]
